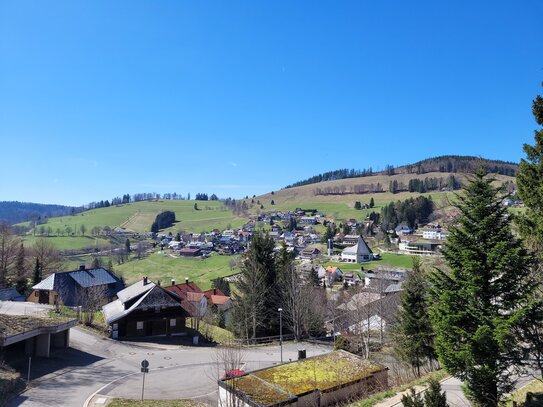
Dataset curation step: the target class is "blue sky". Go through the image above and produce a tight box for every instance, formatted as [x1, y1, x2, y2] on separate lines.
[1, 1, 542, 206]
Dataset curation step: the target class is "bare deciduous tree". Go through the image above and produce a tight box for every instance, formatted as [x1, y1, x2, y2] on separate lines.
[78, 285, 109, 326]
[32, 237, 63, 278]
[0, 223, 19, 287]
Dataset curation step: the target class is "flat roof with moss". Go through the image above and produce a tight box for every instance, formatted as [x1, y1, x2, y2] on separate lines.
[223, 351, 385, 406]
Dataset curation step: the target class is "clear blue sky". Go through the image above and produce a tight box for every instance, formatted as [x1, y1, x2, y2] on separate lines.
[1, 1, 542, 206]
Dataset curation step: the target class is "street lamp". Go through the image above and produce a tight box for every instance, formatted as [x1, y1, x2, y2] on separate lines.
[278, 308, 283, 363]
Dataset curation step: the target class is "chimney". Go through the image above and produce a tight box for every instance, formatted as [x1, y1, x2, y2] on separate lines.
[143, 276, 148, 285]
[171, 279, 175, 286]
[185, 277, 189, 284]
[79, 263, 85, 271]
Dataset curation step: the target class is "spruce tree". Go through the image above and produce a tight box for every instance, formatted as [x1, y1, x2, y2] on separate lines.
[15, 242, 27, 294]
[429, 171, 534, 407]
[517, 84, 543, 252]
[394, 256, 435, 377]
[424, 378, 448, 407]
[401, 388, 425, 407]
[513, 83, 543, 379]
[32, 258, 41, 285]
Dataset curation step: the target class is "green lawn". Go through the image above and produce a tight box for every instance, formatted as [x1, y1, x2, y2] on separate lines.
[115, 251, 240, 289]
[505, 378, 543, 406]
[22, 235, 116, 251]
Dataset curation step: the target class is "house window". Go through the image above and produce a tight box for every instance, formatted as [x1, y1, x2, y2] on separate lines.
[170, 319, 176, 327]
[136, 321, 144, 330]
[35, 291, 38, 297]
[112, 323, 118, 330]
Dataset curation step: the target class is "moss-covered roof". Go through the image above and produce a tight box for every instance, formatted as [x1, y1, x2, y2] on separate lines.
[0, 314, 74, 337]
[224, 351, 384, 406]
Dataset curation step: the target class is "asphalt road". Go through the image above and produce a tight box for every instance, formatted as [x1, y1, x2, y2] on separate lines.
[7, 327, 332, 407]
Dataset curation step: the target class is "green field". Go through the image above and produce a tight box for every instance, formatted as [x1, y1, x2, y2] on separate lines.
[19, 200, 246, 236]
[115, 251, 240, 289]
[22, 235, 118, 251]
[254, 191, 451, 222]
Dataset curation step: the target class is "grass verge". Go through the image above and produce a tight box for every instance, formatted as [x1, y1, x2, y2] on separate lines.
[107, 399, 209, 407]
[347, 369, 448, 407]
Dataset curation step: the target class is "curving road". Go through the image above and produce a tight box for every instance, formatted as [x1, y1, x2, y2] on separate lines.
[7, 327, 332, 407]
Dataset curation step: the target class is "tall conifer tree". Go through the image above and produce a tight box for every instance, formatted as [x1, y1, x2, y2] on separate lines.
[394, 256, 435, 377]
[429, 171, 533, 407]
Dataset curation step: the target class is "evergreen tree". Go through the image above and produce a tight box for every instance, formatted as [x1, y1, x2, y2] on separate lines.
[309, 267, 320, 287]
[394, 257, 435, 377]
[125, 238, 131, 253]
[15, 242, 27, 294]
[429, 171, 534, 407]
[32, 258, 41, 285]
[354, 201, 362, 210]
[194, 203, 199, 210]
[517, 84, 543, 253]
[424, 378, 448, 407]
[513, 83, 543, 379]
[401, 388, 425, 407]
[370, 197, 375, 208]
[231, 232, 277, 338]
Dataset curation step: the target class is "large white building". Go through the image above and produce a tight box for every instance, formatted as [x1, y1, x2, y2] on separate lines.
[341, 236, 373, 263]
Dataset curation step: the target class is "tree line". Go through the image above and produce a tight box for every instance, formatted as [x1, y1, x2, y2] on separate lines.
[314, 183, 384, 196]
[285, 167, 375, 189]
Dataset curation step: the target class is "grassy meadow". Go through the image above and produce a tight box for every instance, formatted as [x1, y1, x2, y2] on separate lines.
[114, 251, 240, 289]
[19, 200, 246, 236]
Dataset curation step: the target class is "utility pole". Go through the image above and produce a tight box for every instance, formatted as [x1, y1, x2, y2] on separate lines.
[278, 308, 283, 363]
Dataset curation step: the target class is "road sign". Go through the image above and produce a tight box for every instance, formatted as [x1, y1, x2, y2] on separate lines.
[141, 367, 149, 373]
[141, 359, 149, 368]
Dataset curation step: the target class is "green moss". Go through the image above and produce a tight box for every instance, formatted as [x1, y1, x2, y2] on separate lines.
[228, 375, 292, 405]
[254, 352, 381, 395]
[226, 351, 383, 405]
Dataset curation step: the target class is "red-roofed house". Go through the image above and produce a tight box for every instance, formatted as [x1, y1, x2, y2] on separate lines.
[165, 279, 208, 325]
[203, 288, 232, 326]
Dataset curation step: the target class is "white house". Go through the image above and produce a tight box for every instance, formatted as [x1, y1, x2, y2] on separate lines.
[341, 236, 373, 263]
[317, 265, 343, 286]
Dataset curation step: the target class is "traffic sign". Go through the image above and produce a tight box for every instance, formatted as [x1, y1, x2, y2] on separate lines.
[141, 359, 149, 368]
[141, 367, 149, 373]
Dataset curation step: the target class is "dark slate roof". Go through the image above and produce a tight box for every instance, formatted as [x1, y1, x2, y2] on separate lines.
[69, 268, 118, 287]
[0, 288, 25, 301]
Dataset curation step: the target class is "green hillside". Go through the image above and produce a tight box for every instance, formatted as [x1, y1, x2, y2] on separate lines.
[19, 200, 246, 250]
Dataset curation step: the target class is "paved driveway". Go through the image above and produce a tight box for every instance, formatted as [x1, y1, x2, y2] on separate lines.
[7, 327, 332, 407]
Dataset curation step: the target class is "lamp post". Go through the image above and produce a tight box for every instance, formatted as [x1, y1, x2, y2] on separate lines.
[278, 307, 283, 363]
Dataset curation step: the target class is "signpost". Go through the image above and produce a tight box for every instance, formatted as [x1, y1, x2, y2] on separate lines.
[141, 359, 149, 401]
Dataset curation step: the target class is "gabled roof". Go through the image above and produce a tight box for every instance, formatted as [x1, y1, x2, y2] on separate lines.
[342, 236, 373, 256]
[0, 288, 25, 301]
[117, 280, 155, 303]
[103, 279, 185, 324]
[186, 292, 205, 302]
[69, 268, 118, 287]
[165, 281, 203, 300]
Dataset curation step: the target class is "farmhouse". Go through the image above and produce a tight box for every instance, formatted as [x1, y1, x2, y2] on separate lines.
[27, 265, 124, 307]
[219, 350, 388, 407]
[179, 247, 202, 257]
[341, 236, 373, 263]
[102, 277, 189, 339]
[299, 247, 321, 260]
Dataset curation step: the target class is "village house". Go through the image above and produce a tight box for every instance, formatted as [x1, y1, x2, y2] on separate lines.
[343, 273, 361, 286]
[299, 216, 318, 225]
[27, 265, 124, 307]
[299, 247, 321, 260]
[203, 288, 232, 326]
[343, 234, 361, 246]
[398, 237, 442, 255]
[395, 224, 413, 235]
[364, 269, 407, 290]
[318, 265, 343, 286]
[102, 277, 190, 339]
[341, 236, 373, 263]
[165, 278, 208, 319]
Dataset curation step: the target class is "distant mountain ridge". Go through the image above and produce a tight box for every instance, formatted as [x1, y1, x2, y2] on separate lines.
[284, 155, 518, 189]
[0, 201, 78, 225]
